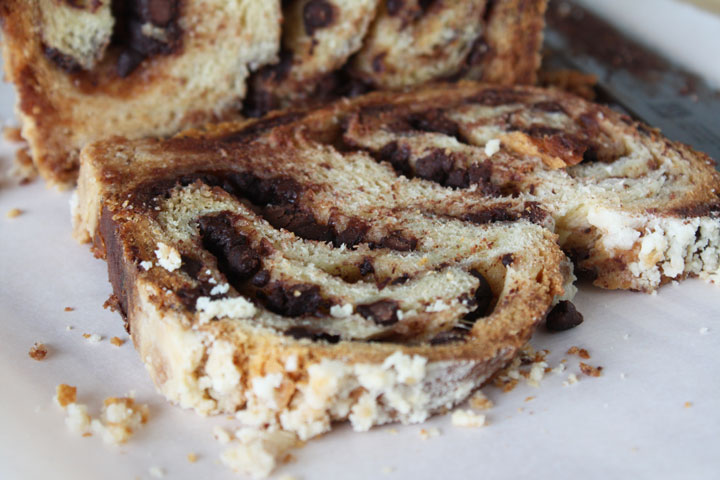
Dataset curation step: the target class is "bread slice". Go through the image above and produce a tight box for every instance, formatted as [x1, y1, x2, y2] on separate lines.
[0, 0, 281, 186]
[335, 82, 720, 291]
[72, 103, 568, 437]
[244, 0, 547, 116]
[351, 0, 547, 88]
[244, 0, 381, 115]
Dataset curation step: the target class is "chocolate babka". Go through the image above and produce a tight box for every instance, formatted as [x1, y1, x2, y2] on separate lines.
[0, 0, 282, 186]
[72, 93, 569, 435]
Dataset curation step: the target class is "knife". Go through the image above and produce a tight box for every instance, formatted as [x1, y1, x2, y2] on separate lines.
[544, 0, 720, 167]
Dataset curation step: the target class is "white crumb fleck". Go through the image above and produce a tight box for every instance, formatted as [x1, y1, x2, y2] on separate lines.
[381, 466, 395, 474]
[208, 277, 217, 285]
[210, 283, 230, 296]
[83, 333, 102, 343]
[284, 355, 299, 372]
[425, 300, 450, 313]
[527, 361, 548, 387]
[622, 333, 630, 340]
[330, 303, 353, 318]
[620, 373, 627, 380]
[139, 260, 153, 271]
[451, 409, 486, 428]
[213, 426, 232, 445]
[196, 296, 256, 324]
[699, 327, 710, 335]
[149, 466, 165, 478]
[154, 242, 181, 272]
[66, 325, 73, 331]
[551, 364, 566, 375]
[484, 138, 501, 157]
[419, 427, 441, 440]
[562, 373, 579, 387]
[221, 429, 297, 479]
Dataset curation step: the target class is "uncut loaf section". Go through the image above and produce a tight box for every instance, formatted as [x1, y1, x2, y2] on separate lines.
[0, 0, 282, 186]
[73, 102, 568, 436]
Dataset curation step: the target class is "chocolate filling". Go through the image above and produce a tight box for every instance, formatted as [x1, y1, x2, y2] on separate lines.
[463, 269, 493, 321]
[285, 326, 340, 344]
[198, 214, 262, 284]
[258, 282, 326, 317]
[357, 300, 400, 326]
[303, 0, 336, 36]
[429, 327, 469, 345]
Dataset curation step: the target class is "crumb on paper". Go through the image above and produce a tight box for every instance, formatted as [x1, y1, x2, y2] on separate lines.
[6, 208, 23, 219]
[562, 373, 579, 387]
[699, 327, 709, 335]
[149, 466, 165, 478]
[213, 426, 232, 445]
[579, 362, 603, 377]
[622, 333, 630, 340]
[187, 452, 198, 463]
[82, 333, 102, 343]
[66, 325, 74, 331]
[419, 427, 441, 440]
[388, 428, 398, 435]
[684, 401, 693, 408]
[381, 466, 395, 475]
[91, 397, 149, 445]
[527, 361, 548, 387]
[566, 346, 590, 359]
[278, 475, 298, 480]
[3, 125, 23, 142]
[29, 342, 48, 360]
[469, 391, 493, 411]
[451, 409, 486, 428]
[620, 373, 627, 380]
[525, 396, 536, 403]
[11, 147, 38, 185]
[110, 337, 125, 347]
[64, 307, 75, 312]
[221, 429, 298, 479]
[55, 384, 77, 407]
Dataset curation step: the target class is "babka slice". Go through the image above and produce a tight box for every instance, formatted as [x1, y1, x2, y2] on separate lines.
[244, 0, 547, 116]
[337, 82, 720, 291]
[0, 0, 281, 186]
[72, 105, 568, 436]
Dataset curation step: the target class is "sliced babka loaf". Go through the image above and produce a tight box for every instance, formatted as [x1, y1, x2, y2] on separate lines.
[0, 0, 281, 186]
[72, 104, 568, 436]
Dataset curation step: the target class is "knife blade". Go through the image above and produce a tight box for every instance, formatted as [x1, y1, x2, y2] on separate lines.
[544, 0, 720, 167]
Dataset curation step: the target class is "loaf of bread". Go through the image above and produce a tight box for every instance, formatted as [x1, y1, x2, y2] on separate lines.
[0, 0, 282, 186]
[72, 93, 569, 437]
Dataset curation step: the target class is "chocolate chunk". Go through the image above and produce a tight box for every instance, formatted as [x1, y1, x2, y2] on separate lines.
[501, 253, 514, 266]
[42, 46, 83, 73]
[415, 150, 454, 184]
[263, 206, 334, 242]
[390, 273, 410, 285]
[180, 255, 203, 278]
[464, 269, 493, 321]
[545, 301, 584, 331]
[429, 327, 469, 345]
[198, 213, 261, 284]
[303, 0, 335, 36]
[407, 110, 464, 141]
[532, 101, 567, 114]
[377, 141, 412, 177]
[285, 326, 340, 344]
[464, 206, 517, 225]
[358, 258, 375, 276]
[468, 88, 524, 106]
[374, 230, 417, 251]
[137, 0, 176, 27]
[372, 53, 386, 73]
[335, 219, 369, 248]
[116, 49, 146, 77]
[357, 300, 400, 326]
[386, 0, 404, 15]
[263, 283, 323, 317]
[251, 270, 270, 288]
